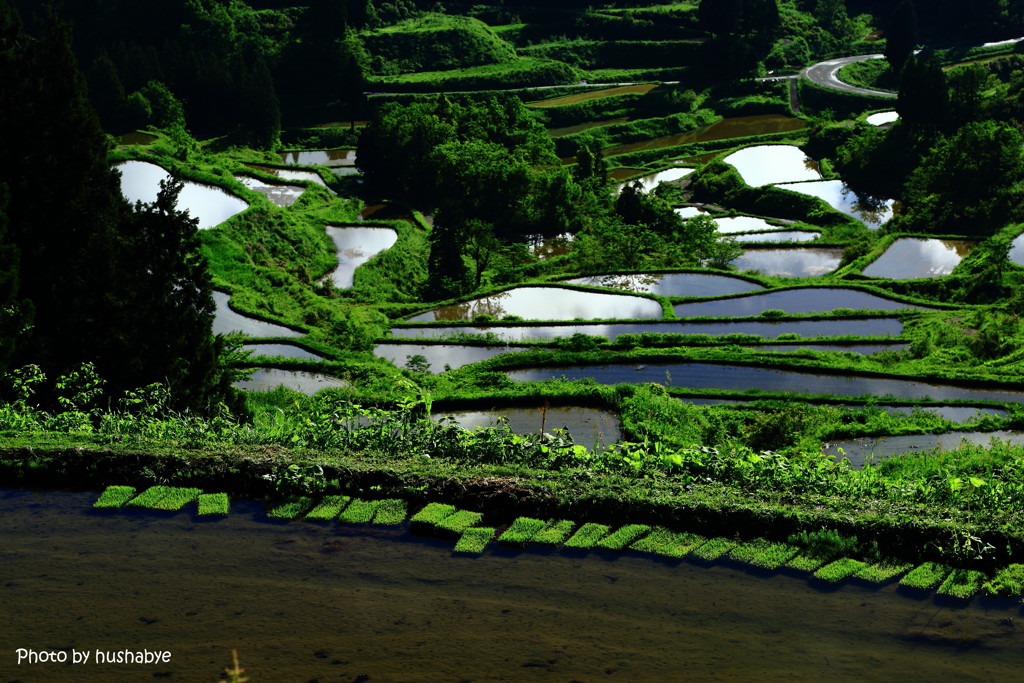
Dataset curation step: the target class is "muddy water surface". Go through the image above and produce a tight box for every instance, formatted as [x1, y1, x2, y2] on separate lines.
[613, 167, 692, 193]
[4, 489, 1024, 682]
[605, 116, 806, 159]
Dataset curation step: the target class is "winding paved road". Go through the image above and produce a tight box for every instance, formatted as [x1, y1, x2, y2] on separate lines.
[800, 53, 896, 98]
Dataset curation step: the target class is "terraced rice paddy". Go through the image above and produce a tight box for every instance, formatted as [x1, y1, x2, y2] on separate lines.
[405, 286, 663, 322]
[862, 238, 974, 278]
[115, 160, 249, 229]
[775, 179, 896, 229]
[562, 271, 764, 297]
[672, 287, 924, 317]
[213, 291, 302, 338]
[732, 247, 843, 277]
[232, 368, 347, 394]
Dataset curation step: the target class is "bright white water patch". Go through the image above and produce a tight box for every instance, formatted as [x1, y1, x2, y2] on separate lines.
[714, 215, 785, 234]
[723, 145, 821, 187]
[325, 226, 398, 288]
[866, 111, 899, 126]
[775, 179, 895, 229]
[731, 231, 819, 243]
[212, 291, 302, 338]
[862, 238, 974, 279]
[614, 167, 693, 193]
[116, 160, 249, 230]
[406, 286, 663, 322]
[279, 149, 356, 166]
[674, 206, 706, 219]
[233, 368, 347, 395]
[733, 248, 843, 277]
[237, 175, 305, 206]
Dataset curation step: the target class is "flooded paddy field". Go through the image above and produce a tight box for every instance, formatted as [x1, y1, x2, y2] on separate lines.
[232, 368, 346, 394]
[673, 287, 925, 318]
[732, 247, 843, 277]
[825, 430, 1024, 467]
[862, 238, 975, 279]
[561, 271, 764, 297]
[374, 342, 526, 372]
[324, 226, 397, 289]
[430, 405, 621, 449]
[775, 179, 896, 229]
[406, 286, 663, 322]
[115, 161, 248, 230]
[212, 292, 302, 338]
[4, 489, 1024, 682]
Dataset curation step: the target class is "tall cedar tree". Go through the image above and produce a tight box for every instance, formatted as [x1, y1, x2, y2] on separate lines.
[0, 2, 230, 411]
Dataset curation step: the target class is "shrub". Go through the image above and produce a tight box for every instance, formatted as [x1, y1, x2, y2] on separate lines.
[93, 485, 137, 509]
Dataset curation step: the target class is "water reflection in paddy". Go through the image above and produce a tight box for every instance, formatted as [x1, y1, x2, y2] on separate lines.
[866, 111, 900, 126]
[713, 215, 785, 233]
[117, 131, 157, 145]
[212, 291, 302, 338]
[862, 238, 974, 279]
[673, 288, 923, 318]
[391, 317, 904, 342]
[374, 343, 524, 372]
[431, 405, 620, 449]
[563, 272, 764, 297]
[243, 343, 324, 361]
[232, 368, 346, 394]
[506, 362, 1024, 402]
[325, 226, 397, 288]
[1010, 231, 1024, 265]
[246, 164, 327, 187]
[16, 491, 1020, 681]
[236, 174, 305, 206]
[605, 115, 806, 159]
[115, 160, 248, 230]
[825, 430, 1024, 467]
[406, 287, 663, 322]
[724, 145, 821, 186]
[732, 231, 819, 243]
[734, 247, 843, 277]
[278, 148, 356, 166]
[614, 167, 692, 193]
[775, 179, 895, 229]
[674, 206, 706, 219]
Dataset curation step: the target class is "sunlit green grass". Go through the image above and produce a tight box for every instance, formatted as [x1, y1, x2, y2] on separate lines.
[339, 498, 380, 523]
[854, 561, 913, 583]
[596, 524, 651, 551]
[373, 499, 408, 525]
[656, 532, 708, 559]
[629, 526, 678, 553]
[267, 496, 315, 520]
[691, 537, 737, 562]
[411, 502, 457, 530]
[813, 558, 866, 582]
[305, 495, 351, 520]
[454, 527, 495, 554]
[152, 487, 202, 511]
[196, 492, 229, 516]
[127, 486, 175, 508]
[533, 519, 576, 545]
[437, 509, 484, 535]
[729, 539, 799, 570]
[93, 485, 136, 509]
[937, 568, 987, 599]
[984, 564, 1024, 597]
[564, 523, 611, 549]
[900, 562, 952, 590]
[498, 517, 546, 546]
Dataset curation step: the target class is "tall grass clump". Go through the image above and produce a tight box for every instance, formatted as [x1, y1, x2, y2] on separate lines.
[152, 487, 202, 511]
[854, 561, 913, 583]
[372, 499, 408, 525]
[267, 496, 315, 520]
[93, 485, 136, 509]
[984, 564, 1024, 598]
[691, 537, 738, 562]
[498, 517, 546, 546]
[305, 495, 351, 520]
[900, 562, 952, 591]
[454, 527, 495, 555]
[564, 523, 611, 549]
[339, 498, 380, 523]
[533, 519, 576, 545]
[411, 502, 457, 532]
[437, 510, 484, 535]
[813, 558, 866, 582]
[729, 539, 799, 570]
[596, 524, 651, 551]
[937, 568, 987, 599]
[197, 493, 229, 516]
[128, 486, 175, 508]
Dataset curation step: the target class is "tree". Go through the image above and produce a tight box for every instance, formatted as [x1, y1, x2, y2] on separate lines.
[237, 54, 280, 148]
[897, 52, 948, 131]
[814, 0, 854, 54]
[884, 0, 918, 74]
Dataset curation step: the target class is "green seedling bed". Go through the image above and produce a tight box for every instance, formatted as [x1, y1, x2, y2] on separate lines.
[900, 562, 952, 591]
[152, 487, 202, 511]
[630, 526, 677, 554]
[691, 537, 737, 562]
[454, 527, 495, 555]
[127, 486, 175, 508]
[267, 496, 315, 520]
[498, 517, 546, 546]
[339, 498, 380, 523]
[305, 495, 351, 520]
[411, 503, 457, 530]
[985, 564, 1024, 597]
[785, 553, 832, 572]
[93, 485, 136, 509]
[656, 532, 708, 559]
[533, 519, 576, 545]
[196, 493, 229, 516]
[564, 523, 611, 549]
[437, 509, 484, 535]
[597, 524, 651, 551]
[854, 561, 912, 583]
[813, 558, 866, 582]
[730, 539, 799, 570]
[938, 568, 987, 599]
[372, 499, 408, 525]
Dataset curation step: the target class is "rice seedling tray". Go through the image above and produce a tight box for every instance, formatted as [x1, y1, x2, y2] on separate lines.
[532, 519, 575, 545]
[900, 562, 952, 591]
[498, 517, 546, 546]
[937, 568, 987, 599]
[454, 527, 495, 555]
[372, 499, 408, 525]
[267, 496, 315, 520]
[563, 523, 611, 550]
[813, 558, 866, 582]
[984, 564, 1024, 598]
[93, 485, 136, 509]
[196, 492, 229, 516]
[853, 561, 912, 583]
[127, 486, 175, 509]
[596, 524, 651, 552]
[691, 537, 737, 562]
[339, 498, 380, 523]
[305, 495, 351, 520]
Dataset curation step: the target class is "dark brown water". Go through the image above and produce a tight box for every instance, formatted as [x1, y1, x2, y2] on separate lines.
[506, 362, 1024, 403]
[673, 288, 925, 318]
[562, 272, 765, 297]
[862, 238, 975, 279]
[548, 117, 629, 137]
[604, 116, 806, 158]
[406, 287, 664, 322]
[526, 83, 659, 107]
[3, 489, 1024, 682]
[390, 317, 905, 342]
